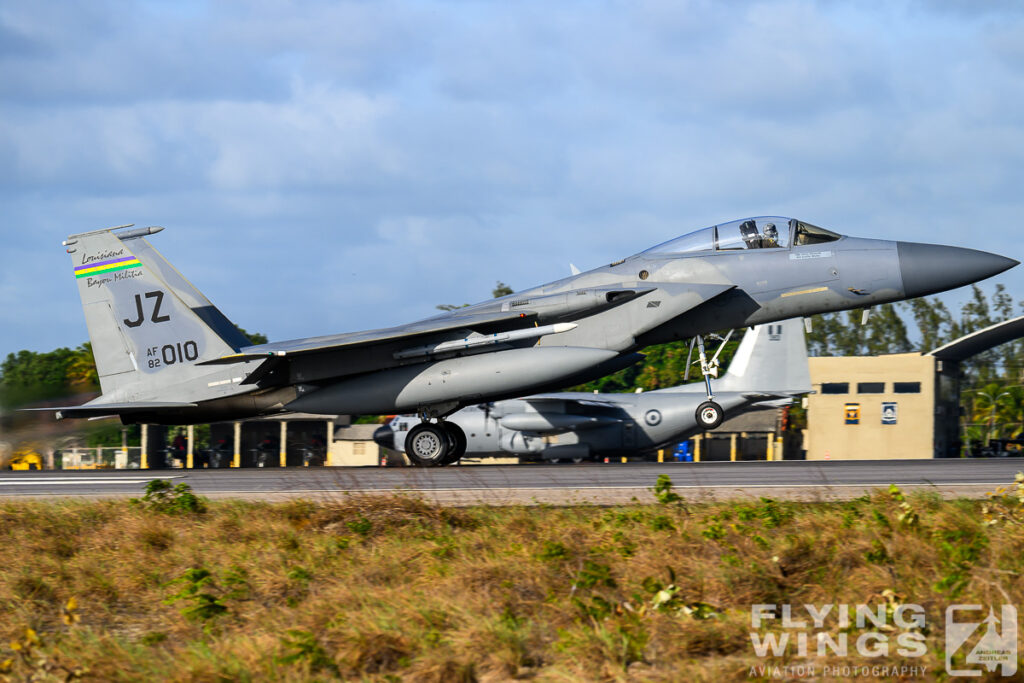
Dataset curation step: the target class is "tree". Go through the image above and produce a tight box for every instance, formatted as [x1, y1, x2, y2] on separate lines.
[905, 297, 955, 352]
[436, 281, 513, 311]
[0, 347, 81, 407]
[235, 327, 268, 345]
[66, 343, 99, 389]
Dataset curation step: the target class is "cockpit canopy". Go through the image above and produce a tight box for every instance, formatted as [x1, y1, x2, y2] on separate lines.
[642, 217, 841, 255]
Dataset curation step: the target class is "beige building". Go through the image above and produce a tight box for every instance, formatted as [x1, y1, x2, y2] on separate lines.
[805, 353, 936, 460]
[330, 424, 383, 466]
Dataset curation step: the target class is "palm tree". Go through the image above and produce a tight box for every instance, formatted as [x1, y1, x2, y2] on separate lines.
[971, 383, 1013, 442]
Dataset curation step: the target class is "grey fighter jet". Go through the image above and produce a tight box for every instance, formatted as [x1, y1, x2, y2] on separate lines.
[44, 218, 1015, 467]
[374, 317, 810, 464]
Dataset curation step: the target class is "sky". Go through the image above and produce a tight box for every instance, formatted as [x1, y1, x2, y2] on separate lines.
[2, 0, 1024, 359]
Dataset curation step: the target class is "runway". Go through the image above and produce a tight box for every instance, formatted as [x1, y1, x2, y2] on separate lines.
[1, 458, 1022, 504]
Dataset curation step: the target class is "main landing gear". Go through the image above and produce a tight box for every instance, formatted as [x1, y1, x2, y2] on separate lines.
[404, 420, 467, 467]
[685, 330, 733, 431]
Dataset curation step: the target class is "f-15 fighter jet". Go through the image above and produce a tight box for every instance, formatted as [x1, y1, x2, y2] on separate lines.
[375, 317, 809, 465]
[45, 217, 1015, 466]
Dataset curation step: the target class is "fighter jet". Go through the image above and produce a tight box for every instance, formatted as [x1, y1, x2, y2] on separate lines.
[45, 218, 1015, 467]
[374, 318, 810, 464]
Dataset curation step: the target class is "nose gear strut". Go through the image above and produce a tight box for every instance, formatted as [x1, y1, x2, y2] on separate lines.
[684, 330, 734, 431]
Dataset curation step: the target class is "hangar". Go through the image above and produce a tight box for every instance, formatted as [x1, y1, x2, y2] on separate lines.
[805, 315, 1024, 459]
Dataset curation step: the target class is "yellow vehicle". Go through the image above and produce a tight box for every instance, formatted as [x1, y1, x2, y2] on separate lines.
[2, 444, 44, 470]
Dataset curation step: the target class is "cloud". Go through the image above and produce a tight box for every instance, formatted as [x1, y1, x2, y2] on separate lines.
[1, 0, 1023, 358]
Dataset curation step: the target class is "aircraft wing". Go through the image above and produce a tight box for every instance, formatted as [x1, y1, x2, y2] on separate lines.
[23, 401, 198, 419]
[523, 394, 635, 408]
[740, 391, 806, 401]
[199, 309, 540, 365]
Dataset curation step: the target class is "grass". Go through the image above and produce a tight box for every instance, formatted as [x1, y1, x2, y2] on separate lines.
[0, 479, 1022, 681]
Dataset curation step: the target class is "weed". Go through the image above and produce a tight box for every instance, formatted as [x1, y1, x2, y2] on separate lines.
[934, 532, 988, 596]
[701, 521, 725, 540]
[756, 497, 790, 528]
[132, 479, 207, 515]
[537, 540, 570, 562]
[982, 472, 1024, 526]
[163, 568, 229, 621]
[286, 566, 313, 583]
[652, 474, 681, 504]
[346, 515, 373, 536]
[1, 600, 86, 680]
[865, 539, 891, 565]
[140, 632, 167, 646]
[572, 560, 616, 591]
[277, 629, 339, 675]
[650, 515, 675, 532]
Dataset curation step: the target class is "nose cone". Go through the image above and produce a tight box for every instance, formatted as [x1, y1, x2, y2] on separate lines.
[897, 242, 1018, 299]
[372, 426, 395, 450]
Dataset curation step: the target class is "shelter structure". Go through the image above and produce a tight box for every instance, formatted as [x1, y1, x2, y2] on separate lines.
[805, 314, 1024, 459]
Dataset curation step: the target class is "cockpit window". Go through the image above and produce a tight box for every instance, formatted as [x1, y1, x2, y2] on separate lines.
[715, 217, 790, 250]
[793, 220, 840, 246]
[640, 216, 838, 256]
[641, 226, 716, 255]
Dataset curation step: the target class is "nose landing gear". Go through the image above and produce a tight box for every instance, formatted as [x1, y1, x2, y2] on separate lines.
[684, 331, 733, 431]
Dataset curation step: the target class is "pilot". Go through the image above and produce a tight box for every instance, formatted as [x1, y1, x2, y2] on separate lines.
[739, 220, 762, 249]
[761, 223, 779, 248]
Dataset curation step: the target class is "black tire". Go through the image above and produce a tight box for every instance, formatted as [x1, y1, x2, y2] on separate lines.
[440, 422, 467, 466]
[405, 423, 450, 467]
[695, 400, 724, 430]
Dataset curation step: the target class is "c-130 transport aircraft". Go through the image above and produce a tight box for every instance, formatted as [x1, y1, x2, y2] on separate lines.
[375, 317, 811, 465]
[43, 217, 1016, 466]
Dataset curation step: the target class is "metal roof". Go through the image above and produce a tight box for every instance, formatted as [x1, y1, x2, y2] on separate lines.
[928, 314, 1024, 362]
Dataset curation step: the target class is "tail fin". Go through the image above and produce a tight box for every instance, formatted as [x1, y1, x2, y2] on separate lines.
[66, 225, 250, 401]
[715, 318, 811, 394]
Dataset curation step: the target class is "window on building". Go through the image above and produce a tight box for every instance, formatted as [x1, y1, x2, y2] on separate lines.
[894, 382, 921, 394]
[821, 382, 849, 394]
[857, 382, 884, 394]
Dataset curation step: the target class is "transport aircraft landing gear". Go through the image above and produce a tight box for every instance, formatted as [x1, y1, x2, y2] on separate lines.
[685, 331, 732, 432]
[405, 420, 467, 467]
[695, 401, 724, 430]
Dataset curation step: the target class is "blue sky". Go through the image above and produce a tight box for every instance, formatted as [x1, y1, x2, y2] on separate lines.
[2, 0, 1024, 358]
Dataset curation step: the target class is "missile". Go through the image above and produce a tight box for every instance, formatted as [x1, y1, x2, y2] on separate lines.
[499, 286, 654, 323]
[393, 322, 578, 360]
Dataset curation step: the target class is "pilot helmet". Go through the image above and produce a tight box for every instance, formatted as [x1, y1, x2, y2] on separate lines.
[764, 222, 777, 237]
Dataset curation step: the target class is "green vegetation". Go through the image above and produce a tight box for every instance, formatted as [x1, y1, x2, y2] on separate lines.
[131, 480, 207, 515]
[1, 478, 1022, 680]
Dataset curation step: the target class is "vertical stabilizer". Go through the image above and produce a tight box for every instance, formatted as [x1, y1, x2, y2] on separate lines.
[66, 226, 250, 400]
[715, 318, 810, 394]
[653, 318, 810, 395]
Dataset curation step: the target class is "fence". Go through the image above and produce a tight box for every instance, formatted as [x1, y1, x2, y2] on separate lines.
[59, 447, 144, 470]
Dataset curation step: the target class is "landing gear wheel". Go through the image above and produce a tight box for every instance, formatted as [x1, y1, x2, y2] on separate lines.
[695, 401, 724, 430]
[405, 423, 450, 467]
[440, 422, 467, 466]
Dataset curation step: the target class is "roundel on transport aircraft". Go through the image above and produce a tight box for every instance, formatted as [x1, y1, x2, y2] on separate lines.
[644, 409, 662, 426]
